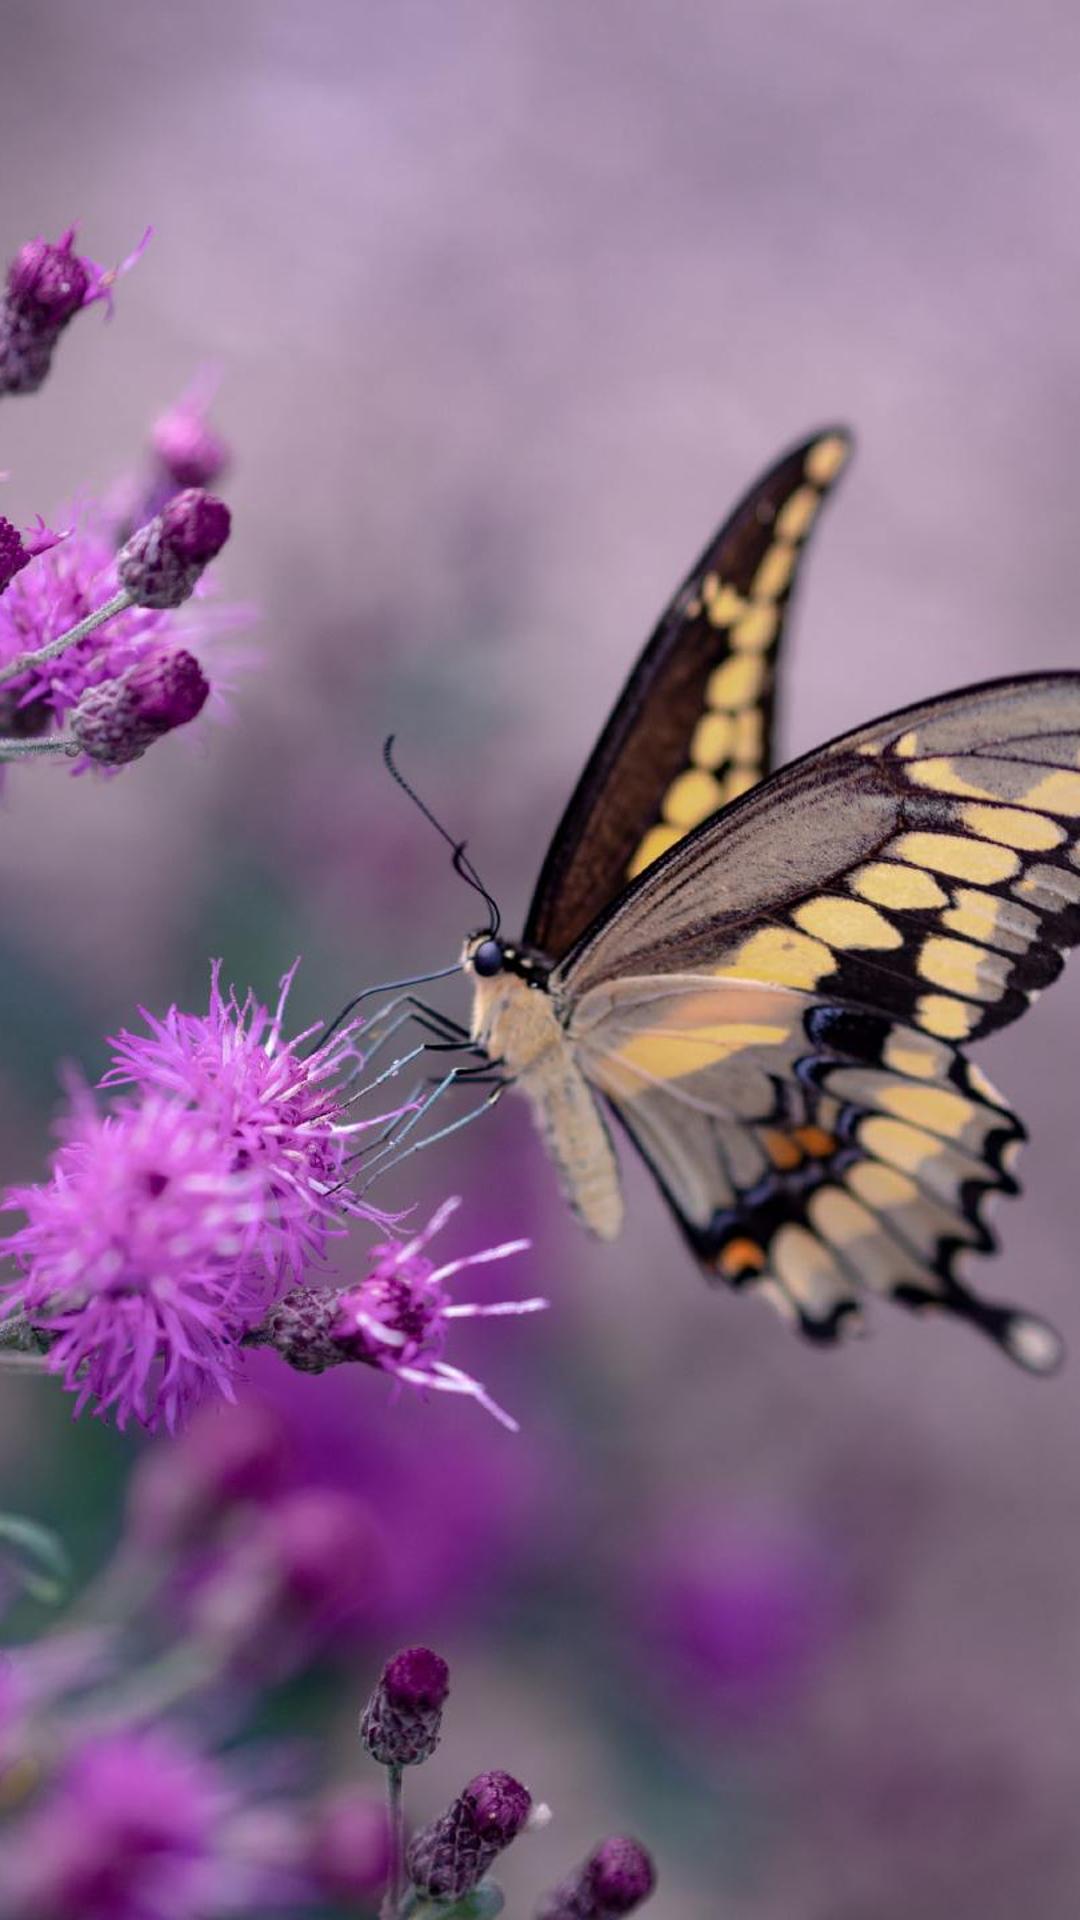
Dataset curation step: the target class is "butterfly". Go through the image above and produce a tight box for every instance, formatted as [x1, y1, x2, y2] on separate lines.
[452, 427, 1080, 1373]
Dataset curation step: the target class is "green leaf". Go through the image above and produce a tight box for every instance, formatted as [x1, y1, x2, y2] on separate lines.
[0, 1512, 71, 1607]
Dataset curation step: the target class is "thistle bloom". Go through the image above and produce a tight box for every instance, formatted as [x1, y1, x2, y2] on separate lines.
[407, 1770, 532, 1903]
[360, 1646, 450, 1766]
[266, 1196, 545, 1428]
[0, 226, 146, 398]
[536, 1837, 657, 1919]
[1, 967, 394, 1430]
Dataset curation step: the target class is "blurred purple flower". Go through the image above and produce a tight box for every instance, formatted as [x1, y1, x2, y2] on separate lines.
[329, 1195, 544, 1428]
[103, 961, 393, 1277]
[537, 1836, 656, 1919]
[126, 1401, 288, 1552]
[0, 1724, 301, 1920]
[151, 386, 230, 492]
[632, 1508, 848, 1724]
[0, 226, 148, 398]
[304, 1787, 390, 1905]
[0, 1088, 273, 1431]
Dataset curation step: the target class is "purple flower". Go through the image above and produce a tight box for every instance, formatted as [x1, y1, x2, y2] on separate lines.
[407, 1770, 532, 1902]
[0, 517, 65, 596]
[0, 1725, 290, 1920]
[324, 1196, 543, 1428]
[304, 1788, 390, 1904]
[103, 962, 391, 1279]
[117, 490, 231, 610]
[0, 514, 205, 738]
[0, 226, 149, 398]
[0, 1089, 274, 1431]
[71, 646, 209, 765]
[151, 390, 230, 491]
[536, 1837, 657, 1918]
[126, 1401, 288, 1551]
[360, 1645, 450, 1766]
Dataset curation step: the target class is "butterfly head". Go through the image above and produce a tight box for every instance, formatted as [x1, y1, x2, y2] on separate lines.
[462, 933, 551, 988]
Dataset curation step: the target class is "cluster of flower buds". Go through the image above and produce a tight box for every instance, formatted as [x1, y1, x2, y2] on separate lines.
[359, 1647, 655, 1918]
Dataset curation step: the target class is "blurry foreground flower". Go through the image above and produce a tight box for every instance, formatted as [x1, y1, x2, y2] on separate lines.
[536, 1837, 657, 1919]
[152, 382, 231, 492]
[0, 968, 539, 1431]
[0, 225, 147, 398]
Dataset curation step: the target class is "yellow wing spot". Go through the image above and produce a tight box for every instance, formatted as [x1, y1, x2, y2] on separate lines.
[793, 895, 902, 950]
[626, 823, 682, 880]
[893, 730, 920, 758]
[615, 1021, 790, 1083]
[852, 861, 947, 911]
[809, 1183, 877, 1251]
[733, 708, 764, 764]
[878, 1083, 976, 1136]
[771, 1224, 846, 1314]
[916, 991, 979, 1039]
[959, 802, 1065, 852]
[1023, 768, 1080, 816]
[704, 579, 749, 627]
[883, 1032, 948, 1079]
[762, 1128, 804, 1171]
[918, 935, 1010, 1002]
[718, 1237, 767, 1279]
[792, 1124, 836, 1159]
[662, 767, 724, 829]
[907, 757, 1004, 801]
[805, 435, 849, 486]
[731, 603, 779, 652]
[845, 1159, 920, 1210]
[716, 926, 834, 991]
[750, 540, 797, 603]
[775, 484, 820, 542]
[706, 654, 766, 710]
[941, 887, 1037, 954]
[722, 767, 759, 803]
[890, 831, 1019, 885]
[860, 1114, 946, 1177]
[690, 711, 735, 769]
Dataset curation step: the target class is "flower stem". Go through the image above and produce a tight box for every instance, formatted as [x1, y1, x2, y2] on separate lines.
[0, 588, 131, 688]
[381, 1763, 406, 1920]
[0, 734, 78, 760]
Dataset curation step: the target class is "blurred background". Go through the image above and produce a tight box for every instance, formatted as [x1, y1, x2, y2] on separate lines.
[1, 2, 1080, 1913]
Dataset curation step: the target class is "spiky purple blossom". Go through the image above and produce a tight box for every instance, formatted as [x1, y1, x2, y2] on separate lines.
[360, 1645, 450, 1766]
[536, 1838, 657, 1919]
[407, 1770, 532, 1902]
[0, 517, 65, 596]
[266, 1196, 544, 1427]
[0, 227, 147, 398]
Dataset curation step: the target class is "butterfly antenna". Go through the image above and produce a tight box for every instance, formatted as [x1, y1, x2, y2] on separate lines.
[383, 735, 501, 935]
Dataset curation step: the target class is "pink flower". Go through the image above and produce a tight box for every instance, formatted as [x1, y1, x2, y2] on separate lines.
[0, 1090, 273, 1431]
[103, 962, 394, 1279]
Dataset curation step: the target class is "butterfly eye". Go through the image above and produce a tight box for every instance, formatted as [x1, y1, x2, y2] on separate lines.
[473, 939, 505, 978]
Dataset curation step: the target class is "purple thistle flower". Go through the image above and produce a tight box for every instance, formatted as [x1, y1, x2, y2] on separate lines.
[0, 1088, 274, 1431]
[0, 226, 149, 398]
[266, 1196, 544, 1428]
[71, 646, 209, 765]
[0, 514, 210, 740]
[360, 1645, 450, 1766]
[407, 1770, 532, 1903]
[103, 962, 392, 1280]
[536, 1838, 657, 1919]
[0, 516, 65, 596]
[118, 490, 231, 610]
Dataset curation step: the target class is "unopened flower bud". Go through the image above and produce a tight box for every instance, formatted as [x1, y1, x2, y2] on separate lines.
[117, 489, 231, 609]
[536, 1836, 657, 1918]
[263, 1285, 345, 1375]
[152, 402, 230, 490]
[407, 1770, 531, 1902]
[7, 237, 91, 326]
[71, 647, 209, 765]
[360, 1647, 450, 1767]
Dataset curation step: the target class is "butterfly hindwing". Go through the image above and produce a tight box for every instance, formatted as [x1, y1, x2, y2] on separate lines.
[573, 973, 1060, 1370]
[523, 428, 852, 960]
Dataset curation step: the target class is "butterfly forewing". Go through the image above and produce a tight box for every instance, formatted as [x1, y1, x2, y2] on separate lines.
[524, 428, 852, 960]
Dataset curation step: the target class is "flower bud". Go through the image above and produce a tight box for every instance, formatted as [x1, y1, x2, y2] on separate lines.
[7, 235, 91, 326]
[152, 401, 230, 490]
[263, 1285, 345, 1375]
[117, 490, 231, 609]
[360, 1646, 450, 1767]
[536, 1836, 657, 1918]
[407, 1770, 531, 1902]
[71, 648, 209, 766]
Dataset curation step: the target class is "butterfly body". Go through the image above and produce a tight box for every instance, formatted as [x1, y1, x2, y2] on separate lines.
[455, 430, 1080, 1372]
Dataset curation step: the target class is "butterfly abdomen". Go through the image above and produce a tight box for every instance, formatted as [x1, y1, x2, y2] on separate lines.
[470, 970, 624, 1240]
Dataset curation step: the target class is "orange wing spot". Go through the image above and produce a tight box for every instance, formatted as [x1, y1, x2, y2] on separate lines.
[719, 1237, 767, 1278]
[762, 1128, 803, 1171]
[792, 1124, 836, 1160]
